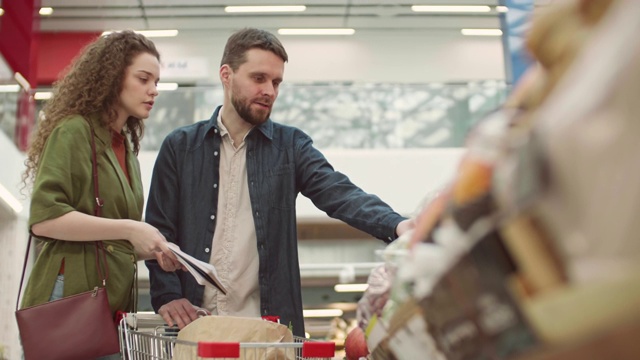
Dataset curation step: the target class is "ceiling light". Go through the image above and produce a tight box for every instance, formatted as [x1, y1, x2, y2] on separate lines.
[411, 5, 491, 13]
[157, 82, 178, 91]
[461, 28, 503, 36]
[278, 28, 355, 36]
[496, 6, 509, 13]
[303, 309, 344, 318]
[334, 283, 369, 293]
[101, 30, 179, 38]
[225, 5, 306, 13]
[39, 7, 54, 16]
[0, 183, 23, 214]
[34, 92, 53, 100]
[0, 8, 4, 16]
[0, 84, 20, 92]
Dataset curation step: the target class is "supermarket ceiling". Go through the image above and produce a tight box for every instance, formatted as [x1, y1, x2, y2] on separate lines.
[37, 0, 553, 33]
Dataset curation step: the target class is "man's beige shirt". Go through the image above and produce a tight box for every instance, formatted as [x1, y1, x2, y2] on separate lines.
[202, 111, 260, 317]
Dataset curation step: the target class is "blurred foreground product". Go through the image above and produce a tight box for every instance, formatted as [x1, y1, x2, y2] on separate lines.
[419, 229, 538, 359]
[409, 190, 449, 247]
[360, 0, 640, 358]
[500, 215, 566, 297]
[515, 311, 640, 360]
[364, 105, 547, 360]
[532, 0, 640, 286]
[358, 231, 414, 355]
[518, 0, 640, 348]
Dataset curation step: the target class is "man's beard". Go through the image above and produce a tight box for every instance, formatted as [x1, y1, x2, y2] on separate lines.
[231, 82, 272, 126]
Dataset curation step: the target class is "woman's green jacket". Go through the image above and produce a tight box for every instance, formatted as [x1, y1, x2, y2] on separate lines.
[21, 114, 144, 315]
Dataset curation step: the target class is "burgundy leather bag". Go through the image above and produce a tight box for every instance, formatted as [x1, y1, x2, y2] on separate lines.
[15, 120, 120, 360]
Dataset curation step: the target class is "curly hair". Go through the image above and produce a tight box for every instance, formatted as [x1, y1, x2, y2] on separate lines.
[23, 30, 160, 186]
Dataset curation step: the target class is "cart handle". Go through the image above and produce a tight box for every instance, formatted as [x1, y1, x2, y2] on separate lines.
[196, 341, 335, 358]
[302, 341, 336, 358]
[198, 342, 240, 358]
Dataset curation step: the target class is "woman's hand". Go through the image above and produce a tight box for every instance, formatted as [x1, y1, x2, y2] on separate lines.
[30, 212, 183, 272]
[126, 221, 183, 271]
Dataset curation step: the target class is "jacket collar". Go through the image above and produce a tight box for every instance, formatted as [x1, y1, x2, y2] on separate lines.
[205, 105, 274, 141]
[86, 114, 113, 149]
[85, 114, 143, 217]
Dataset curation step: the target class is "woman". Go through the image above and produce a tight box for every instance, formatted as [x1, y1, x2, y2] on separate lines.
[20, 30, 181, 345]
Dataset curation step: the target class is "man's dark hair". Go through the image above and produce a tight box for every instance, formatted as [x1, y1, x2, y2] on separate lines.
[221, 28, 288, 70]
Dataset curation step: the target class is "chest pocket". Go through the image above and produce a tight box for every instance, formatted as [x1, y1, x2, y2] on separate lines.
[267, 163, 295, 209]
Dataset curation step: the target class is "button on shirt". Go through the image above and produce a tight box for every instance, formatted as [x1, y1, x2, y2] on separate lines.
[202, 112, 260, 317]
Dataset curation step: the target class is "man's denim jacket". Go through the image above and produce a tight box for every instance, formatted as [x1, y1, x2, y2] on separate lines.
[145, 106, 405, 336]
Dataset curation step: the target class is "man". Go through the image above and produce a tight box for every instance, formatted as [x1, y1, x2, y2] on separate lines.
[145, 28, 413, 337]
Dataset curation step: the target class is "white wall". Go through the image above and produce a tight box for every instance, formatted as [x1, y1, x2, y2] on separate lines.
[153, 29, 505, 84]
[294, 148, 465, 219]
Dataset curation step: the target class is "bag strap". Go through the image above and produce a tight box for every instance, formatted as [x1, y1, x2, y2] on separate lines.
[16, 237, 33, 311]
[88, 119, 104, 217]
[16, 118, 109, 311]
[86, 119, 109, 286]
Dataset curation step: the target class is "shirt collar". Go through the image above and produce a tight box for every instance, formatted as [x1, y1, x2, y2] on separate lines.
[216, 107, 230, 138]
[206, 105, 274, 141]
[111, 128, 126, 143]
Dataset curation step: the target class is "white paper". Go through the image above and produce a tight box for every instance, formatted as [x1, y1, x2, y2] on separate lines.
[167, 243, 227, 294]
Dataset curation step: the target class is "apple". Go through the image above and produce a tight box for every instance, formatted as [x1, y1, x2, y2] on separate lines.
[345, 327, 369, 360]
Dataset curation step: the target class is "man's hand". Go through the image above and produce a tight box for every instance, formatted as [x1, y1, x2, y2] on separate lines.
[158, 298, 210, 329]
[395, 219, 415, 238]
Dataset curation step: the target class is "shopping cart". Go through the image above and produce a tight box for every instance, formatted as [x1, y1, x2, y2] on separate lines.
[118, 313, 336, 360]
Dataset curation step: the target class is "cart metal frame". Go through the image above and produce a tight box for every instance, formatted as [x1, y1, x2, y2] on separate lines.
[119, 313, 335, 360]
